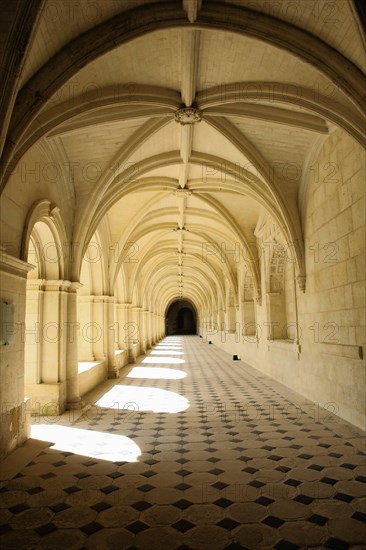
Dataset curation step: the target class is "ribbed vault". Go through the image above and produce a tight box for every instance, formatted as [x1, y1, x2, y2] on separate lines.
[1, 0, 365, 327]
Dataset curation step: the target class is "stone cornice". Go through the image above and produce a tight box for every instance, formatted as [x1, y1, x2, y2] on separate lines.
[0, 249, 35, 279]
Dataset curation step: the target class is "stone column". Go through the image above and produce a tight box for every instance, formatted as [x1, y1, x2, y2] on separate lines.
[77, 295, 94, 360]
[226, 306, 236, 332]
[129, 306, 140, 362]
[152, 313, 157, 343]
[218, 308, 224, 330]
[66, 282, 83, 409]
[24, 279, 44, 385]
[155, 313, 159, 342]
[129, 306, 143, 359]
[41, 280, 66, 385]
[106, 297, 119, 378]
[159, 315, 165, 340]
[115, 303, 127, 349]
[151, 312, 157, 345]
[92, 296, 106, 361]
[146, 311, 153, 348]
[138, 307, 147, 355]
[118, 303, 137, 362]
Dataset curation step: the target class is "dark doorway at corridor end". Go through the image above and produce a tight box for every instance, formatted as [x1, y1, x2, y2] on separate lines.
[166, 300, 197, 335]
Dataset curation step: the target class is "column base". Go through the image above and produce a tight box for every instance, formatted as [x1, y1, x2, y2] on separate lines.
[108, 368, 120, 379]
[66, 399, 85, 410]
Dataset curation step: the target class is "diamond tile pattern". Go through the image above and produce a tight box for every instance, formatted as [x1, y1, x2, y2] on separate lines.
[125, 520, 149, 534]
[172, 519, 196, 532]
[0, 336, 364, 548]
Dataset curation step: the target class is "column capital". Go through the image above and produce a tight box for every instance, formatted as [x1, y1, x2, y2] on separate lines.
[91, 295, 115, 303]
[42, 280, 72, 292]
[68, 281, 82, 293]
[26, 278, 45, 291]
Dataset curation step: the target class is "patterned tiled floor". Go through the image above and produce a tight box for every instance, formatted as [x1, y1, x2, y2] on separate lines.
[1, 336, 365, 549]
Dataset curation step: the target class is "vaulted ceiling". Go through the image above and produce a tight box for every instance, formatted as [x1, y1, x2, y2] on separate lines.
[1, 0, 365, 314]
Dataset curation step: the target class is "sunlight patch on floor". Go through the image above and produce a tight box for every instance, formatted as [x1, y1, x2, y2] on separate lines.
[150, 350, 184, 355]
[31, 424, 141, 462]
[154, 348, 183, 353]
[95, 385, 190, 413]
[126, 366, 186, 379]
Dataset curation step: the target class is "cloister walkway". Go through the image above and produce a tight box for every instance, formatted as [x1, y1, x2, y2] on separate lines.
[0, 336, 365, 549]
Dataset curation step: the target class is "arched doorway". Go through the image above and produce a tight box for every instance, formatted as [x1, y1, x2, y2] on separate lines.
[166, 300, 196, 335]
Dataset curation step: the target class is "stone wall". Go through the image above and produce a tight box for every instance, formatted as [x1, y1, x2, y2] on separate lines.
[207, 129, 365, 429]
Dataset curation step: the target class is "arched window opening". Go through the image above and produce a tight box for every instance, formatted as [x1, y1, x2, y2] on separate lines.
[266, 242, 295, 341]
[24, 220, 66, 415]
